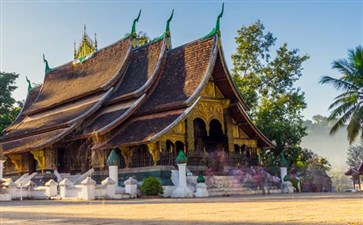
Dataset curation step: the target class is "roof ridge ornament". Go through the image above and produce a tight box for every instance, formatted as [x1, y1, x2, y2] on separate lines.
[131, 10, 142, 48]
[166, 9, 174, 36]
[74, 25, 97, 63]
[202, 3, 224, 39]
[26, 76, 32, 92]
[153, 9, 174, 49]
[43, 54, 52, 74]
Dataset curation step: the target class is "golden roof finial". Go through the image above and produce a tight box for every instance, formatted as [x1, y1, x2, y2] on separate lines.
[74, 25, 97, 62]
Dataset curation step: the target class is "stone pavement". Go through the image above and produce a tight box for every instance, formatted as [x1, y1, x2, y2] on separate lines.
[0, 192, 362, 225]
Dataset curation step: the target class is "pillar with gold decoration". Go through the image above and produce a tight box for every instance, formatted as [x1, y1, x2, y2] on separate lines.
[30, 149, 46, 173]
[120, 146, 133, 169]
[147, 142, 160, 166]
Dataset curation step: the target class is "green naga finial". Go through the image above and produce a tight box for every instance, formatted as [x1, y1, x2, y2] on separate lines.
[203, 3, 224, 39]
[26, 76, 32, 92]
[130, 10, 142, 48]
[165, 9, 174, 36]
[131, 10, 142, 37]
[215, 2, 224, 34]
[43, 54, 52, 74]
[153, 9, 174, 44]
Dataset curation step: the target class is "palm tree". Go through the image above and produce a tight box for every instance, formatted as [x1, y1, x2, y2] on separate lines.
[320, 46, 363, 144]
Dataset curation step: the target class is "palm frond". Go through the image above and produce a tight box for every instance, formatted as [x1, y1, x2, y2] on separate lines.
[319, 76, 359, 92]
[332, 59, 355, 76]
[329, 106, 355, 135]
[328, 94, 358, 111]
[347, 106, 363, 144]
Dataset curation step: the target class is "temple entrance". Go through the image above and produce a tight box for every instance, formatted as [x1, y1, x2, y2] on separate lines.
[194, 118, 227, 153]
[194, 118, 207, 153]
[193, 118, 228, 174]
[28, 152, 37, 173]
[57, 148, 69, 173]
[206, 119, 227, 153]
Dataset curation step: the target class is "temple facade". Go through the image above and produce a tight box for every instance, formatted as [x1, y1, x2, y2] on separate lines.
[0, 10, 274, 183]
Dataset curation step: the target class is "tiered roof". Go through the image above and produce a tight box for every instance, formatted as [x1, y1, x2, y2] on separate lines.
[0, 9, 274, 154]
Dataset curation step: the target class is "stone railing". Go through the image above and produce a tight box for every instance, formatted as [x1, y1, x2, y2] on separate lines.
[1, 179, 57, 200]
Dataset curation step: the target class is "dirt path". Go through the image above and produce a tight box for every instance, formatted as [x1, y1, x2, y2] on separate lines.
[0, 192, 362, 225]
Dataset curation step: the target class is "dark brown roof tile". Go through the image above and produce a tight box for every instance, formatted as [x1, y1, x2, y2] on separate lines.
[96, 108, 185, 149]
[2, 128, 70, 154]
[110, 40, 163, 99]
[137, 37, 215, 114]
[25, 38, 130, 113]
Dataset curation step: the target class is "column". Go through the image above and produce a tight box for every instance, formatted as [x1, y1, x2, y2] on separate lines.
[186, 118, 195, 153]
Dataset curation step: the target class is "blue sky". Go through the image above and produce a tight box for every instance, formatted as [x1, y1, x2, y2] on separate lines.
[1, 0, 362, 120]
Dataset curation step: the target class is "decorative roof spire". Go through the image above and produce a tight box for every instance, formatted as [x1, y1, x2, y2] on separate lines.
[131, 10, 142, 48]
[83, 24, 87, 37]
[43, 54, 52, 74]
[94, 33, 98, 50]
[26, 76, 32, 92]
[73, 41, 77, 59]
[74, 25, 97, 63]
[203, 3, 224, 39]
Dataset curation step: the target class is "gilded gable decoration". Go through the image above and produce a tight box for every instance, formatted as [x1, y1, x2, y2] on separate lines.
[74, 25, 97, 64]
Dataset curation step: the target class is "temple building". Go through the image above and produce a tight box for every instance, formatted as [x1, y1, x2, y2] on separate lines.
[0, 8, 274, 184]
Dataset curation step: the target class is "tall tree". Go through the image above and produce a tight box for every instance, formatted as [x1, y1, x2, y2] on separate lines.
[0, 72, 19, 135]
[346, 143, 363, 168]
[319, 46, 363, 144]
[232, 20, 309, 154]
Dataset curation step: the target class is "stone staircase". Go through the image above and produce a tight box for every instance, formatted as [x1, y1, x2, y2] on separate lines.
[206, 176, 280, 196]
[59, 173, 82, 184]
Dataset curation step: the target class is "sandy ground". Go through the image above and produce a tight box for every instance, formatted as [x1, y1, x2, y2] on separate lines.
[0, 192, 362, 225]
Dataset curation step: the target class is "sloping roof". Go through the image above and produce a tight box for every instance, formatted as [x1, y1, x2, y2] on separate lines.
[78, 39, 165, 137]
[137, 37, 216, 115]
[1, 127, 72, 154]
[1, 89, 113, 153]
[94, 108, 187, 148]
[25, 38, 130, 114]
[0, 37, 131, 154]
[4, 93, 104, 140]
[5, 85, 42, 132]
[110, 40, 164, 100]
[345, 167, 360, 176]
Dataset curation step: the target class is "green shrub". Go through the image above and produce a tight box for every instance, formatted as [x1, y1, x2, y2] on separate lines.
[140, 177, 164, 196]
